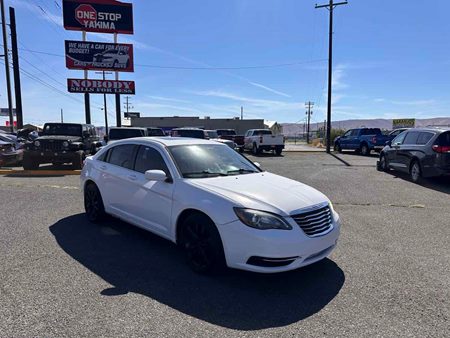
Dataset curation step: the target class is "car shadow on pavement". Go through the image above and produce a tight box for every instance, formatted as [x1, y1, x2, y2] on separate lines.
[50, 214, 345, 331]
[387, 171, 450, 195]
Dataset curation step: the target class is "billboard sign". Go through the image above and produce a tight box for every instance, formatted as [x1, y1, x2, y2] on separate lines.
[393, 118, 415, 129]
[65, 40, 134, 72]
[63, 0, 133, 34]
[0, 108, 17, 117]
[67, 79, 135, 94]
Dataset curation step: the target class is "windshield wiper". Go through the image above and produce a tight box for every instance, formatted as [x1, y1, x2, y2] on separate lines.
[227, 168, 258, 175]
[183, 170, 229, 178]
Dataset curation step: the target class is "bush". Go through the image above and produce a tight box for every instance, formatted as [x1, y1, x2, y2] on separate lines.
[330, 128, 346, 144]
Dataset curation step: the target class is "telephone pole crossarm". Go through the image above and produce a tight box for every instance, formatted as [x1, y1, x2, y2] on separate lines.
[315, 1, 348, 9]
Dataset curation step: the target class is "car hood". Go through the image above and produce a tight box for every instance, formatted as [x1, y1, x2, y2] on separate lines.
[187, 172, 330, 216]
[37, 135, 82, 142]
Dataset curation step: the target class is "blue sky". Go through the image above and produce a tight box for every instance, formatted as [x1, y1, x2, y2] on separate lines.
[0, 0, 449, 127]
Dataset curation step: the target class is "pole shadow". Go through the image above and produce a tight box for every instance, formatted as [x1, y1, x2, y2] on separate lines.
[50, 214, 345, 330]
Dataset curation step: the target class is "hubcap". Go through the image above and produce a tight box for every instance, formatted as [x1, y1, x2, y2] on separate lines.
[381, 156, 386, 169]
[412, 164, 420, 180]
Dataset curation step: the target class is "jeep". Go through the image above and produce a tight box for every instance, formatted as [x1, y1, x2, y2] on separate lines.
[23, 123, 101, 170]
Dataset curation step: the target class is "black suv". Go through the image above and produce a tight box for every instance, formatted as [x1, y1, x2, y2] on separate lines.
[377, 127, 450, 183]
[23, 123, 100, 170]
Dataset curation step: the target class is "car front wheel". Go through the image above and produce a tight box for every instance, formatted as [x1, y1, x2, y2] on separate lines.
[378, 154, 389, 172]
[179, 213, 225, 274]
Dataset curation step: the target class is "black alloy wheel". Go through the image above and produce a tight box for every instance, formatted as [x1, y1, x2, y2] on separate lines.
[181, 214, 225, 274]
[84, 183, 106, 223]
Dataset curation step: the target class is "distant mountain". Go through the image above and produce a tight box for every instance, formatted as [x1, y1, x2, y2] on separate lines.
[281, 117, 450, 136]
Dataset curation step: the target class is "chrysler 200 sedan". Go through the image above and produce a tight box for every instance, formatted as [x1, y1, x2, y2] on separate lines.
[81, 137, 341, 273]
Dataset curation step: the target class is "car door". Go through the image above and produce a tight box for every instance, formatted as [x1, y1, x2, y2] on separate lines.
[123, 145, 175, 238]
[98, 144, 139, 217]
[339, 130, 352, 149]
[348, 129, 361, 149]
[385, 132, 407, 169]
[396, 131, 420, 172]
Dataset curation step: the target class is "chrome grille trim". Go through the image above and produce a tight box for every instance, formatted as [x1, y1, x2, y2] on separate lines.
[292, 204, 333, 237]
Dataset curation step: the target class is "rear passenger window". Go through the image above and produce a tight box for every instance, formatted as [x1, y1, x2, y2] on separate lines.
[416, 132, 434, 145]
[134, 146, 169, 175]
[403, 132, 420, 145]
[108, 144, 137, 169]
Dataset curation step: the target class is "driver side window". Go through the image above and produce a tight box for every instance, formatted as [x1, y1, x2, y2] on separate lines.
[392, 132, 406, 146]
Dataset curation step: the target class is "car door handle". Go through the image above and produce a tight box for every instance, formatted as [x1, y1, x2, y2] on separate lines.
[128, 174, 137, 181]
[100, 165, 107, 170]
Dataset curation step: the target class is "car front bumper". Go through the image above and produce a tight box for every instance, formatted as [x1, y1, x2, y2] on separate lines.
[218, 215, 341, 273]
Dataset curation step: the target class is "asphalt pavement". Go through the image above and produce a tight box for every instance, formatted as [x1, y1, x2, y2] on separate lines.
[0, 151, 449, 337]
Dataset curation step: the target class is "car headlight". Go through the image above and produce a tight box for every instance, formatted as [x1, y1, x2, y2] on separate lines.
[234, 208, 292, 230]
[34, 140, 40, 147]
[62, 141, 69, 148]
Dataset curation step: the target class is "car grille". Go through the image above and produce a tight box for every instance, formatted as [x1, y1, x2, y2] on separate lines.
[40, 140, 63, 152]
[292, 204, 333, 237]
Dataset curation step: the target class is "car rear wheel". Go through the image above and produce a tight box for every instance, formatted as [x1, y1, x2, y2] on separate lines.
[179, 213, 225, 274]
[275, 146, 283, 156]
[84, 183, 106, 223]
[22, 155, 39, 170]
[361, 144, 370, 156]
[410, 160, 422, 183]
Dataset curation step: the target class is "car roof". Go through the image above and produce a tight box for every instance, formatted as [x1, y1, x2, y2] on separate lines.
[108, 137, 224, 147]
[109, 127, 146, 130]
[404, 127, 450, 133]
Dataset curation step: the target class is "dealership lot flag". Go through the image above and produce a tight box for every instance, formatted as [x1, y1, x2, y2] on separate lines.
[67, 79, 135, 94]
[63, 0, 133, 34]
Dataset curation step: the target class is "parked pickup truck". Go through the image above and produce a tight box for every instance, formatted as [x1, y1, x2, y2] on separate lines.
[334, 128, 408, 156]
[216, 129, 245, 152]
[244, 129, 285, 155]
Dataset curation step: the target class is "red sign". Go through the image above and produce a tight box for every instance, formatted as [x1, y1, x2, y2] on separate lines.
[67, 78, 135, 94]
[63, 0, 133, 34]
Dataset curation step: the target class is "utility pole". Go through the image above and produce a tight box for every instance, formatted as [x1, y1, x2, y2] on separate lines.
[1, 0, 14, 132]
[9, 7, 23, 129]
[316, 0, 348, 153]
[60, 108, 64, 123]
[305, 101, 314, 144]
[124, 96, 132, 114]
[241, 106, 243, 120]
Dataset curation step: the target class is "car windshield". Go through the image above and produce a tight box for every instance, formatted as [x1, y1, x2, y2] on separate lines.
[109, 129, 146, 140]
[147, 128, 165, 136]
[206, 131, 218, 138]
[217, 130, 236, 136]
[169, 144, 260, 178]
[255, 130, 272, 135]
[43, 124, 81, 137]
[175, 130, 205, 139]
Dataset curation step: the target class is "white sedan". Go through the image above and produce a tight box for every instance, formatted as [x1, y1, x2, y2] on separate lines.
[81, 137, 341, 273]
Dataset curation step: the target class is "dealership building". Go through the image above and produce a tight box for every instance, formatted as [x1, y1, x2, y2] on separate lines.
[129, 116, 266, 134]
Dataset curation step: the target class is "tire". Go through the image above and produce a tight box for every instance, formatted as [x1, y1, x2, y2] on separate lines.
[72, 151, 84, 170]
[410, 160, 422, 184]
[238, 147, 244, 153]
[179, 213, 226, 274]
[84, 183, 106, 223]
[22, 155, 39, 170]
[360, 143, 370, 156]
[252, 143, 259, 155]
[335, 143, 342, 153]
[377, 154, 389, 172]
[275, 146, 283, 156]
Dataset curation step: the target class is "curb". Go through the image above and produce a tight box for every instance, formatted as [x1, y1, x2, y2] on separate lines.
[0, 169, 81, 176]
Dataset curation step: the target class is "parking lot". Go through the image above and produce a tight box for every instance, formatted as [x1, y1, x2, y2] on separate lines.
[1, 152, 449, 337]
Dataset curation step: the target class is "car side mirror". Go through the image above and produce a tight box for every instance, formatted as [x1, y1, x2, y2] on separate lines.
[254, 162, 261, 168]
[385, 140, 392, 147]
[145, 169, 168, 182]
